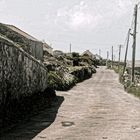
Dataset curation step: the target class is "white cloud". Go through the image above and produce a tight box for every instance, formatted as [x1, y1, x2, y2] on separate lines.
[55, 0, 133, 31]
[115, 0, 132, 16]
[0, 0, 6, 12]
[56, 1, 102, 30]
[0, 0, 139, 59]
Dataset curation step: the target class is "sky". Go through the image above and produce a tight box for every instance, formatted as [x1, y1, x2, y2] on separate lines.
[0, 0, 140, 60]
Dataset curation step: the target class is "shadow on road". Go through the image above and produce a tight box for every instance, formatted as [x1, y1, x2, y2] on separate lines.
[1, 95, 64, 140]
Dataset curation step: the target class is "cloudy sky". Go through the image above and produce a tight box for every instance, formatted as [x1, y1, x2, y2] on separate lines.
[0, 0, 140, 60]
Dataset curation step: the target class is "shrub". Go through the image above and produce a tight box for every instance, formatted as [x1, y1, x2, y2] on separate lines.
[48, 71, 62, 89]
[72, 52, 79, 58]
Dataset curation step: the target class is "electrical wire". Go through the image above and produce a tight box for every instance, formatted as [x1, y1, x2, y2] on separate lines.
[122, 10, 134, 49]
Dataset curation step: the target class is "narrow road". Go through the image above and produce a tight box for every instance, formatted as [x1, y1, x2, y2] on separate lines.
[2, 67, 140, 140]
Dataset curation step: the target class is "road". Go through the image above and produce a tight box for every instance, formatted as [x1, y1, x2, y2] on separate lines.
[2, 67, 140, 140]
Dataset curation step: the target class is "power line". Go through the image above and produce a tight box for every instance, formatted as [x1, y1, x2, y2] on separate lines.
[122, 14, 134, 49]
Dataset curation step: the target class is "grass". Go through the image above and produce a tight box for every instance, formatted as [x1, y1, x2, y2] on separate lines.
[111, 65, 140, 98]
[127, 85, 140, 98]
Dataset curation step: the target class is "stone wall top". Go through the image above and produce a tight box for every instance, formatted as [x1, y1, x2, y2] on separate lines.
[0, 34, 47, 71]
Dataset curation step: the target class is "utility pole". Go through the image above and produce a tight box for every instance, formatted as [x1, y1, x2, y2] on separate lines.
[118, 45, 122, 73]
[99, 49, 101, 56]
[106, 51, 109, 67]
[107, 51, 109, 60]
[70, 43, 72, 53]
[114, 55, 116, 62]
[123, 29, 131, 75]
[111, 46, 114, 68]
[132, 4, 138, 83]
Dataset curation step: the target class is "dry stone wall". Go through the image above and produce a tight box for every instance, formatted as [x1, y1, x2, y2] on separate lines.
[0, 23, 43, 61]
[0, 36, 48, 104]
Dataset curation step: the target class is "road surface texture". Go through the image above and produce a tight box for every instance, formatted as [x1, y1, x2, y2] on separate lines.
[2, 67, 140, 140]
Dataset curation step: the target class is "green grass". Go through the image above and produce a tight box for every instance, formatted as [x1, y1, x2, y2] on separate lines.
[111, 65, 140, 98]
[127, 85, 140, 98]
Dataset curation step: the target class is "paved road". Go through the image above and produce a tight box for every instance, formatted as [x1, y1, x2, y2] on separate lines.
[2, 67, 140, 140]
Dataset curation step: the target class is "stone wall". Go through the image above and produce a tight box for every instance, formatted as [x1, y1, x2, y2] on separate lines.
[0, 36, 48, 105]
[27, 40, 43, 61]
[0, 23, 43, 61]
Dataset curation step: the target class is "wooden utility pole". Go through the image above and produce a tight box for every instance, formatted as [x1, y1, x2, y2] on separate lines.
[132, 4, 138, 83]
[111, 46, 114, 68]
[70, 43, 72, 53]
[107, 51, 109, 60]
[99, 49, 101, 56]
[123, 29, 131, 75]
[106, 51, 109, 67]
[114, 55, 116, 62]
[118, 45, 122, 73]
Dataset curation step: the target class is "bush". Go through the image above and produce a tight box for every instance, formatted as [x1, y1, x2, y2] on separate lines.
[73, 58, 79, 66]
[47, 71, 76, 91]
[72, 52, 79, 58]
[48, 71, 63, 90]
